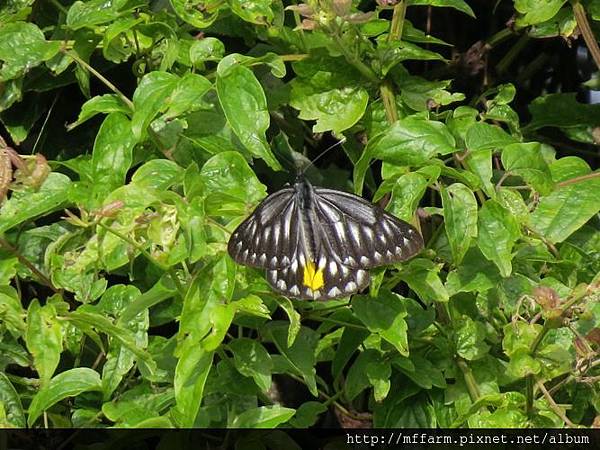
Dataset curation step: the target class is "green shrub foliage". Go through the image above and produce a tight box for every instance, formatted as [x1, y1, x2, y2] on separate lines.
[0, 0, 599, 429]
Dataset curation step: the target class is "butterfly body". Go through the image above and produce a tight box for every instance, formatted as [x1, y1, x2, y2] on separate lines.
[228, 177, 423, 300]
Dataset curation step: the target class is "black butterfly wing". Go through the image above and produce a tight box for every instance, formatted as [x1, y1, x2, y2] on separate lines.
[312, 188, 424, 268]
[265, 252, 371, 300]
[227, 188, 298, 270]
[228, 183, 424, 301]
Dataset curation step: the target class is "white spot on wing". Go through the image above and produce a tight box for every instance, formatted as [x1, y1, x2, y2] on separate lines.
[328, 261, 338, 277]
[270, 256, 278, 266]
[356, 270, 368, 286]
[276, 279, 286, 290]
[327, 286, 341, 297]
[348, 221, 361, 248]
[344, 281, 357, 292]
[272, 222, 280, 250]
[359, 256, 369, 266]
[363, 226, 374, 242]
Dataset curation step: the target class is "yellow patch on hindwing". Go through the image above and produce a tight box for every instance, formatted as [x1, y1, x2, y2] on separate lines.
[302, 260, 324, 291]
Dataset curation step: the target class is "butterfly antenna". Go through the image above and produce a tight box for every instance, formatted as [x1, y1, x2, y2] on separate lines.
[300, 137, 347, 175]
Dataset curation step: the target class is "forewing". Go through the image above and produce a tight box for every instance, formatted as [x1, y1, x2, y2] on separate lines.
[227, 188, 298, 269]
[313, 188, 424, 268]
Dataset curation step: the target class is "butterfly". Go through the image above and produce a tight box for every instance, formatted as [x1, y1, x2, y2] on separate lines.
[227, 176, 424, 300]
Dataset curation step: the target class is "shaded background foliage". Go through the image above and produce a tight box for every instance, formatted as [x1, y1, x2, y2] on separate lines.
[0, 0, 599, 431]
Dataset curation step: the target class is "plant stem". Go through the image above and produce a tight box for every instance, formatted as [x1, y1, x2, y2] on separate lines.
[331, 31, 379, 83]
[486, 27, 514, 48]
[378, 2, 407, 124]
[456, 357, 481, 402]
[388, 1, 407, 42]
[0, 237, 60, 293]
[536, 380, 575, 427]
[63, 49, 134, 110]
[572, 1, 600, 70]
[557, 171, 600, 187]
[496, 33, 530, 75]
[379, 80, 398, 123]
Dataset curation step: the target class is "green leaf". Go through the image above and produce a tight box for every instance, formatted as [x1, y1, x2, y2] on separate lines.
[216, 62, 281, 170]
[27, 368, 102, 426]
[169, 0, 220, 28]
[529, 171, 600, 243]
[455, 316, 490, 360]
[527, 93, 600, 130]
[0, 286, 26, 336]
[401, 258, 450, 302]
[464, 149, 494, 196]
[465, 122, 518, 151]
[0, 173, 71, 234]
[289, 55, 368, 134]
[396, 75, 464, 111]
[289, 401, 328, 428]
[229, 0, 275, 25]
[102, 388, 175, 427]
[514, 0, 567, 26]
[66, 311, 155, 368]
[506, 348, 542, 378]
[189, 37, 225, 65]
[441, 183, 478, 265]
[89, 112, 137, 207]
[25, 300, 62, 386]
[200, 151, 267, 217]
[477, 200, 521, 277]
[387, 172, 429, 222]
[178, 256, 236, 346]
[496, 188, 530, 223]
[231, 405, 295, 428]
[276, 297, 301, 347]
[266, 323, 319, 397]
[354, 117, 455, 194]
[67, 94, 130, 130]
[445, 247, 502, 295]
[352, 291, 409, 355]
[172, 344, 214, 427]
[131, 71, 178, 139]
[0, 372, 25, 427]
[501, 142, 553, 195]
[66, 0, 144, 29]
[0, 22, 61, 82]
[163, 73, 212, 120]
[290, 81, 369, 134]
[332, 326, 369, 380]
[230, 338, 273, 392]
[407, 0, 475, 17]
[366, 359, 392, 402]
[345, 349, 380, 401]
[100, 285, 147, 399]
